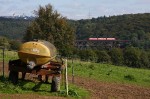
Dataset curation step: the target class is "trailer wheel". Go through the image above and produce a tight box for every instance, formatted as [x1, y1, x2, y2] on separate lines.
[9, 71, 18, 84]
[51, 76, 60, 92]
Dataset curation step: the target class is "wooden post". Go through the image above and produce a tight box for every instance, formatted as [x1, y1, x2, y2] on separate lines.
[65, 59, 68, 96]
[2, 48, 4, 78]
[72, 63, 74, 83]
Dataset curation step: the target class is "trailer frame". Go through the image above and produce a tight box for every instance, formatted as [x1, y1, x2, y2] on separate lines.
[8, 59, 64, 92]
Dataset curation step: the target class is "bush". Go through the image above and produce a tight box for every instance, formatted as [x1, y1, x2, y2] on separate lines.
[9, 40, 22, 50]
[78, 50, 98, 62]
[124, 74, 136, 81]
[96, 50, 111, 63]
[139, 51, 150, 68]
[123, 47, 141, 68]
[0, 36, 10, 49]
[109, 48, 123, 65]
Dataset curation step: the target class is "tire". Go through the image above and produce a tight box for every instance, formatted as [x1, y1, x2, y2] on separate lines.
[9, 71, 18, 85]
[51, 76, 60, 92]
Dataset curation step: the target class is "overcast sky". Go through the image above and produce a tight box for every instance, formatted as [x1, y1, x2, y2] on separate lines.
[0, 0, 150, 20]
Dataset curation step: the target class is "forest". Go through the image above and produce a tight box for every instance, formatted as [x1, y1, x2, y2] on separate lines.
[0, 12, 150, 69]
[0, 17, 31, 40]
[1, 13, 150, 46]
[69, 13, 150, 49]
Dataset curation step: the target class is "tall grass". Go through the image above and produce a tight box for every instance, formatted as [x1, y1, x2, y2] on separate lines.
[68, 60, 150, 87]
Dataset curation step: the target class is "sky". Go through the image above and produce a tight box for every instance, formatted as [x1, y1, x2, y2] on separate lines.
[0, 0, 150, 20]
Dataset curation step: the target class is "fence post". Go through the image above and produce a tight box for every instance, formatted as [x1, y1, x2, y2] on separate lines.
[2, 48, 5, 78]
[65, 59, 68, 96]
[72, 62, 74, 83]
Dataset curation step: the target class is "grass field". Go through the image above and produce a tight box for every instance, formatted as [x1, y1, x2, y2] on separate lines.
[0, 50, 18, 61]
[0, 76, 89, 99]
[0, 50, 89, 99]
[1, 50, 150, 98]
[68, 60, 150, 87]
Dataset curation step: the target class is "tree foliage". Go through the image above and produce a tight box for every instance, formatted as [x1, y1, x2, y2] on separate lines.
[78, 50, 97, 62]
[0, 17, 30, 40]
[109, 48, 123, 65]
[123, 47, 141, 68]
[23, 4, 75, 56]
[69, 13, 150, 49]
[139, 51, 150, 68]
[0, 36, 10, 49]
[96, 50, 111, 63]
[9, 40, 22, 50]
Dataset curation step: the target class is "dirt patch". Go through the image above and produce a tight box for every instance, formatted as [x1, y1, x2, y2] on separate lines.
[68, 76, 150, 99]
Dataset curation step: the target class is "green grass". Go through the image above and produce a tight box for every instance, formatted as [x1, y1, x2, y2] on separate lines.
[68, 60, 150, 87]
[0, 50, 89, 98]
[0, 76, 89, 99]
[0, 50, 18, 61]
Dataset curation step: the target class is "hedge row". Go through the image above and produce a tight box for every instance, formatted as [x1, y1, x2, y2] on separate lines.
[73, 47, 150, 69]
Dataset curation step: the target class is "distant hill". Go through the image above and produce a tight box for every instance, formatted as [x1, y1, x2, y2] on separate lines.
[0, 17, 32, 40]
[68, 13, 150, 49]
[69, 13, 150, 40]
[0, 13, 150, 48]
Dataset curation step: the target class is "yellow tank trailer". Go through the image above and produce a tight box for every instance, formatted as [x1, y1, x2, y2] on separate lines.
[18, 40, 57, 69]
[8, 40, 63, 92]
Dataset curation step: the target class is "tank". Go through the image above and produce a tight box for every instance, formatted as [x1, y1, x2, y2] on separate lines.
[18, 40, 57, 69]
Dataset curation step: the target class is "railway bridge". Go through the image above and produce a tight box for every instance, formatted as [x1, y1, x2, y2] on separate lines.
[75, 38, 131, 49]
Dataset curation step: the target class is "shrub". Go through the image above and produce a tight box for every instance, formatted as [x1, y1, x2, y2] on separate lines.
[109, 48, 123, 65]
[0, 36, 10, 49]
[123, 47, 141, 68]
[124, 74, 136, 81]
[88, 64, 95, 70]
[96, 50, 111, 63]
[9, 40, 22, 50]
[78, 50, 98, 62]
[139, 51, 150, 68]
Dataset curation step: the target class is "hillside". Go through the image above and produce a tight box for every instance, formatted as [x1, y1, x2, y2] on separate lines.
[72, 13, 150, 40]
[0, 13, 150, 48]
[69, 13, 150, 49]
[0, 17, 31, 40]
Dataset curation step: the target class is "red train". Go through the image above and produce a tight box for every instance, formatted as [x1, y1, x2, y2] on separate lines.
[89, 38, 116, 41]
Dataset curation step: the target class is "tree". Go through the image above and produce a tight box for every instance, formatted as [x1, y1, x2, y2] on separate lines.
[109, 48, 123, 65]
[9, 40, 22, 50]
[123, 47, 141, 68]
[96, 50, 111, 63]
[0, 36, 10, 49]
[24, 4, 75, 56]
[139, 51, 150, 68]
[79, 50, 97, 62]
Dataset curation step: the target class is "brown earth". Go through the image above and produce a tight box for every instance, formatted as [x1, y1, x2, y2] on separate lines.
[69, 76, 150, 99]
[1, 62, 150, 99]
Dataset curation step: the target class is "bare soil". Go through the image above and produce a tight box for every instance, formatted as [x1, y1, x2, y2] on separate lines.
[1, 62, 150, 99]
[68, 76, 150, 99]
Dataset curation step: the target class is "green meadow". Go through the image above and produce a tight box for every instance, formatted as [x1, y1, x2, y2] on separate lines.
[68, 60, 150, 87]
